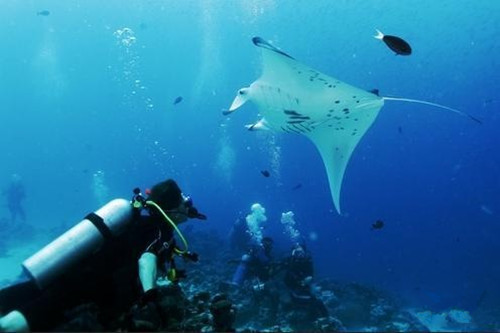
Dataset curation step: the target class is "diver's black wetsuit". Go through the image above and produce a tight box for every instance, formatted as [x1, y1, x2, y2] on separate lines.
[0, 213, 176, 331]
[281, 249, 329, 320]
[283, 252, 314, 297]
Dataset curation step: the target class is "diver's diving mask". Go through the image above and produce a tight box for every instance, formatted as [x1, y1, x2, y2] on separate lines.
[167, 193, 207, 222]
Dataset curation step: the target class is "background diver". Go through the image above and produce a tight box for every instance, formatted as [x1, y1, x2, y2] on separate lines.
[280, 243, 329, 326]
[2, 174, 26, 223]
[231, 236, 275, 287]
[230, 236, 281, 324]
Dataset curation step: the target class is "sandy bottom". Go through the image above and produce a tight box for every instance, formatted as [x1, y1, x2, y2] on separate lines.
[0, 231, 52, 286]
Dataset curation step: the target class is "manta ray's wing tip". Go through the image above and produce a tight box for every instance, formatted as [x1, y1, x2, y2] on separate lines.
[251, 36, 294, 59]
[333, 197, 342, 215]
[228, 87, 250, 112]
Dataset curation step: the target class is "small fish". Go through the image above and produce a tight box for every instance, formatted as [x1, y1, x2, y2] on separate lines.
[371, 219, 384, 230]
[37, 10, 50, 16]
[374, 29, 412, 56]
[292, 183, 303, 190]
[398, 125, 403, 134]
[173, 96, 183, 105]
[260, 170, 270, 178]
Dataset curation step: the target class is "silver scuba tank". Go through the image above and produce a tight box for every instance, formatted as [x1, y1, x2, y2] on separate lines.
[22, 199, 134, 290]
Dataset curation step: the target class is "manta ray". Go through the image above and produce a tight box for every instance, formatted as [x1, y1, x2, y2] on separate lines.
[226, 37, 480, 214]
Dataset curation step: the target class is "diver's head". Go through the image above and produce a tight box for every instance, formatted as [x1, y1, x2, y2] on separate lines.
[262, 237, 274, 254]
[291, 243, 306, 258]
[148, 179, 183, 211]
[167, 193, 201, 224]
[148, 179, 206, 224]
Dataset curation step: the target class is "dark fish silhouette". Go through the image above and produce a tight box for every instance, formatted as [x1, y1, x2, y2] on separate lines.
[173, 96, 183, 105]
[260, 170, 270, 178]
[371, 219, 384, 230]
[37, 10, 50, 16]
[292, 183, 303, 190]
[374, 29, 412, 56]
[398, 126, 403, 134]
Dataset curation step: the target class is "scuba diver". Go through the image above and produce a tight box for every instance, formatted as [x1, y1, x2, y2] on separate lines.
[231, 236, 274, 287]
[0, 179, 206, 332]
[281, 243, 329, 326]
[231, 236, 280, 325]
[3, 174, 26, 223]
[282, 243, 314, 299]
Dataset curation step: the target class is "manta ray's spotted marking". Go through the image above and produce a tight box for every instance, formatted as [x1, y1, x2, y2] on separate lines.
[226, 36, 481, 214]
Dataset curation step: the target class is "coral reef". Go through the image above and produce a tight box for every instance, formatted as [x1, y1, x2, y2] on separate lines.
[410, 308, 475, 332]
[25, 227, 480, 332]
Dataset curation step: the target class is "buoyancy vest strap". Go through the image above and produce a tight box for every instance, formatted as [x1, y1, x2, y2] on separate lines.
[85, 212, 113, 240]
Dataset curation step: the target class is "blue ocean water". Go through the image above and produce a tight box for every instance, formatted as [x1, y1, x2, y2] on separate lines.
[0, 0, 498, 325]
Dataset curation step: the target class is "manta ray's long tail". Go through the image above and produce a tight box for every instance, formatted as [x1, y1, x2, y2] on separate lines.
[383, 96, 482, 124]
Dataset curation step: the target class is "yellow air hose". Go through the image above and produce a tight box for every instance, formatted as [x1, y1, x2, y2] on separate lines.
[145, 200, 188, 255]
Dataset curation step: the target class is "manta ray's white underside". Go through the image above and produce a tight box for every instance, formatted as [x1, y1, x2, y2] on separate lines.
[226, 37, 471, 214]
